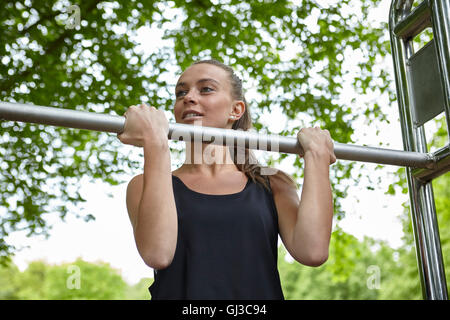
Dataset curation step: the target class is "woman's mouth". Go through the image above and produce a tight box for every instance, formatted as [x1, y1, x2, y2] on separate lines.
[183, 113, 203, 120]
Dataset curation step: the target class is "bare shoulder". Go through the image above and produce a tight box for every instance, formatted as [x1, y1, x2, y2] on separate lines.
[126, 174, 144, 228]
[127, 173, 144, 193]
[267, 169, 300, 222]
[268, 169, 298, 196]
[268, 170, 300, 261]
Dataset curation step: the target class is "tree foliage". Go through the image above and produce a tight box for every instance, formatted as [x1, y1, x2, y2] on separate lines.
[1, 0, 393, 261]
[0, 258, 136, 299]
[278, 228, 419, 299]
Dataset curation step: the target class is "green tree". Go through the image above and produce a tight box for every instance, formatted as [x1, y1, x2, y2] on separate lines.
[0, 259, 21, 299]
[1, 258, 130, 299]
[13, 260, 49, 299]
[377, 246, 421, 299]
[278, 227, 401, 299]
[0, 0, 393, 261]
[44, 258, 127, 299]
[125, 277, 153, 300]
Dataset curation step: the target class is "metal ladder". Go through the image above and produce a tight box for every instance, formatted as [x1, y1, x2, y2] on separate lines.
[389, 0, 450, 299]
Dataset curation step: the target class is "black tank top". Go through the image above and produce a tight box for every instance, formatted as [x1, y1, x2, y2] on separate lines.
[149, 174, 284, 300]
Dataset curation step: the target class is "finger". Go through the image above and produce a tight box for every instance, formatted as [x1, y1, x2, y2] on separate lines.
[331, 155, 337, 164]
[329, 141, 334, 151]
[123, 105, 134, 116]
[330, 149, 337, 163]
[126, 105, 137, 115]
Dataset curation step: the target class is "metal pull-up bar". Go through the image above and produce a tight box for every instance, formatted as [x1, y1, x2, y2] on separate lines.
[0, 101, 436, 169]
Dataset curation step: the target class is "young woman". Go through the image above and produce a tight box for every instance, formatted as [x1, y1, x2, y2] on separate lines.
[117, 59, 336, 300]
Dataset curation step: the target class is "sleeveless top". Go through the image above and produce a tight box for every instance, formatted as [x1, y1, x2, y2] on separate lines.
[149, 174, 284, 300]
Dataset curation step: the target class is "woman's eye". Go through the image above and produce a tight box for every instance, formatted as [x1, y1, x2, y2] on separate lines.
[176, 87, 213, 98]
[175, 90, 187, 98]
[201, 87, 214, 93]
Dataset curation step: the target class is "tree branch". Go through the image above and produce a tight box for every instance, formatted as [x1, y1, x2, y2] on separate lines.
[0, 0, 103, 95]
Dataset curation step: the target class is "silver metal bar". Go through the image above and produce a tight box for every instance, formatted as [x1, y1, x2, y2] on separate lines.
[430, 0, 450, 144]
[415, 125, 448, 300]
[0, 102, 125, 133]
[394, 0, 431, 39]
[390, 0, 448, 300]
[0, 101, 436, 168]
[413, 145, 450, 182]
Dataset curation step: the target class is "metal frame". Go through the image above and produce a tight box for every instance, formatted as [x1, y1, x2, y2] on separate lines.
[389, 0, 450, 300]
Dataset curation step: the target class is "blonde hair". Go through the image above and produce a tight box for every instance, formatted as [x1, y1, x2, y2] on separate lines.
[191, 59, 297, 192]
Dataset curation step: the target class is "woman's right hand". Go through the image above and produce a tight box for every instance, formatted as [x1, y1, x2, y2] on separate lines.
[117, 104, 169, 148]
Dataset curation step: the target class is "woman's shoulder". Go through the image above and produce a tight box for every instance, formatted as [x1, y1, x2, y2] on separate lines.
[126, 174, 144, 195]
[267, 169, 297, 195]
[128, 173, 144, 184]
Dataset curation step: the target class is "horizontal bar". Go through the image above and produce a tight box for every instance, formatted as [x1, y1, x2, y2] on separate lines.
[394, 0, 431, 39]
[0, 102, 124, 133]
[413, 145, 450, 182]
[0, 101, 436, 168]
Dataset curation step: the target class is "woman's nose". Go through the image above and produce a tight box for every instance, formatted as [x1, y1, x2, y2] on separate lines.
[183, 89, 198, 104]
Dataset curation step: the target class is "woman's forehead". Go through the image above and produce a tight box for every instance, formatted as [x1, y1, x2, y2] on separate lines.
[177, 63, 229, 86]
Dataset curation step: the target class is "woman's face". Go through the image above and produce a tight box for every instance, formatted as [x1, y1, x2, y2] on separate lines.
[173, 63, 242, 129]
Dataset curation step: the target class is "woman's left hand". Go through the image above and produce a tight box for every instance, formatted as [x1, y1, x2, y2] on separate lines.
[297, 127, 336, 165]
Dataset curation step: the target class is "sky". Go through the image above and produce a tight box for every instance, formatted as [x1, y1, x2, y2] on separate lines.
[5, 0, 417, 285]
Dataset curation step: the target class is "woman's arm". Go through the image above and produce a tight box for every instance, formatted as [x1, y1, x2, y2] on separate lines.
[273, 127, 335, 267]
[120, 105, 178, 270]
[291, 150, 333, 266]
[126, 145, 178, 270]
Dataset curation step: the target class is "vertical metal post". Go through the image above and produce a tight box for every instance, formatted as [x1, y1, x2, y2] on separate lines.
[389, 0, 448, 299]
[430, 0, 450, 143]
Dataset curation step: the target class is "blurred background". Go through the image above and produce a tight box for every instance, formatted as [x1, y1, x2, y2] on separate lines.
[0, 0, 448, 299]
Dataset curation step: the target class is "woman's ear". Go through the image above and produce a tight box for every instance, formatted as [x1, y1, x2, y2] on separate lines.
[231, 100, 245, 119]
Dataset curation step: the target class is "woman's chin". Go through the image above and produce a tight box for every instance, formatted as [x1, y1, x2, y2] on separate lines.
[182, 117, 204, 125]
